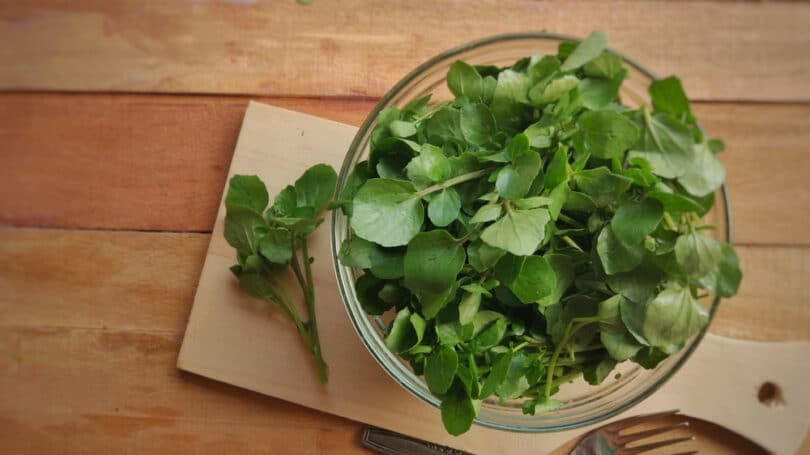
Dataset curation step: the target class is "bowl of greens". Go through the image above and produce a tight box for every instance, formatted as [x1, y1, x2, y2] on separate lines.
[331, 32, 741, 435]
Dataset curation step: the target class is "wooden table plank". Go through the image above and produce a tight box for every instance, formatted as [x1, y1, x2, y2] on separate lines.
[1, 229, 807, 343]
[1, 228, 799, 454]
[1, 94, 809, 246]
[1, 1, 809, 101]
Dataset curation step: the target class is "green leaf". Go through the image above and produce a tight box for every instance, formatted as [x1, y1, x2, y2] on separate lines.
[294, 164, 338, 211]
[576, 110, 640, 159]
[579, 70, 626, 110]
[678, 142, 726, 197]
[628, 111, 695, 179]
[513, 196, 552, 210]
[224, 205, 268, 256]
[610, 199, 663, 246]
[338, 237, 404, 279]
[425, 345, 459, 395]
[538, 253, 575, 308]
[522, 398, 564, 416]
[428, 188, 462, 227]
[621, 283, 708, 353]
[447, 60, 484, 100]
[351, 179, 424, 247]
[458, 291, 482, 326]
[545, 146, 568, 190]
[258, 227, 293, 264]
[574, 167, 632, 196]
[491, 69, 529, 104]
[389, 120, 417, 138]
[460, 102, 496, 145]
[440, 380, 477, 436]
[495, 254, 557, 304]
[385, 307, 426, 353]
[547, 181, 569, 220]
[584, 358, 618, 385]
[584, 52, 624, 79]
[404, 229, 466, 296]
[496, 150, 542, 200]
[479, 350, 512, 398]
[523, 122, 554, 148]
[481, 208, 551, 256]
[226, 175, 269, 213]
[467, 240, 506, 272]
[675, 231, 723, 278]
[495, 351, 530, 401]
[272, 185, 297, 216]
[469, 204, 502, 224]
[596, 225, 645, 275]
[355, 273, 395, 315]
[607, 265, 663, 304]
[474, 314, 507, 350]
[529, 75, 580, 105]
[598, 295, 643, 361]
[698, 243, 742, 298]
[425, 107, 463, 144]
[649, 76, 692, 121]
[560, 30, 608, 72]
[647, 190, 705, 214]
[406, 144, 452, 188]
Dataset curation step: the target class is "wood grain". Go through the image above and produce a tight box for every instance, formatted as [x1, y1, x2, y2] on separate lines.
[2, 228, 807, 454]
[1, 1, 809, 101]
[1, 93, 809, 246]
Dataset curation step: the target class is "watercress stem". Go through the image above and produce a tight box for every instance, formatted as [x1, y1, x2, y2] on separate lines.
[415, 168, 492, 199]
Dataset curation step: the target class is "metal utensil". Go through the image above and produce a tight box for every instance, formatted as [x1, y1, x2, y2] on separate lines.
[361, 410, 696, 455]
[570, 409, 695, 454]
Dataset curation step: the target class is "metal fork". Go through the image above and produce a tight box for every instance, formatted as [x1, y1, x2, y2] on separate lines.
[571, 409, 696, 455]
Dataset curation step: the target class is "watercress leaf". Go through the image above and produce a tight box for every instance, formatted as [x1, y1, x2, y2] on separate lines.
[628, 111, 695, 179]
[583, 52, 624, 79]
[428, 188, 462, 227]
[675, 231, 723, 278]
[522, 398, 564, 416]
[440, 380, 477, 436]
[469, 204, 502, 224]
[460, 102, 497, 145]
[226, 175, 269, 213]
[294, 164, 338, 211]
[272, 185, 298, 216]
[496, 150, 541, 200]
[467, 240, 507, 272]
[475, 316, 507, 350]
[523, 122, 554, 148]
[355, 273, 394, 315]
[224, 205, 268, 256]
[574, 167, 632, 196]
[425, 345, 459, 395]
[337, 161, 372, 215]
[406, 144, 452, 188]
[632, 347, 669, 369]
[610, 199, 664, 246]
[698, 243, 742, 298]
[678, 142, 726, 197]
[479, 350, 512, 398]
[528, 55, 561, 82]
[547, 181, 569, 220]
[351, 179, 424, 247]
[238, 272, 273, 299]
[579, 69, 626, 110]
[647, 190, 705, 214]
[649, 76, 692, 121]
[492, 69, 529, 104]
[495, 254, 557, 304]
[506, 133, 530, 161]
[597, 225, 645, 275]
[402, 94, 431, 118]
[623, 283, 709, 353]
[576, 110, 640, 159]
[258, 227, 293, 264]
[389, 120, 417, 138]
[598, 295, 643, 361]
[447, 60, 484, 100]
[560, 30, 608, 72]
[584, 358, 617, 385]
[425, 107, 463, 145]
[513, 196, 552, 210]
[537, 253, 575, 308]
[404, 230, 466, 295]
[377, 106, 400, 128]
[544, 146, 569, 190]
[529, 75, 580, 106]
[386, 307, 426, 353]
[458, 291, 482, 326]
[607, 264, 663, 304]
[495, 351, 530, 401]
[481, 208, 551, 256]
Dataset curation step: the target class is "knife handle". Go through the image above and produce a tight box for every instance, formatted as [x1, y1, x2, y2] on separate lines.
[361, 426, 473, 455]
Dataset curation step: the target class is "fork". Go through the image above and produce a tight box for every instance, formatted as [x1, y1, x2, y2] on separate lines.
[571, 409, 696, 455]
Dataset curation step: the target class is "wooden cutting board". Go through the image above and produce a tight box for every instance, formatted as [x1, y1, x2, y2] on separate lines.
[177, 101, 810, 455]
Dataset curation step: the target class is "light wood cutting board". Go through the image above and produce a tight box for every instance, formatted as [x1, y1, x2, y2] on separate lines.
[177, 101, 810, 455]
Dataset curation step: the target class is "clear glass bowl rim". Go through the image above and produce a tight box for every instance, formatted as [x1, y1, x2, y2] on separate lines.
[331, 32, 732, 433]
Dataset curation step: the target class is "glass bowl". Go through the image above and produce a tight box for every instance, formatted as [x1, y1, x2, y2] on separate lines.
[331, 32, 730, 433]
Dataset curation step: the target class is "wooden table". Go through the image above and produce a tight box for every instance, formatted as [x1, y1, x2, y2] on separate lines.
[1, 2, 808, 454]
